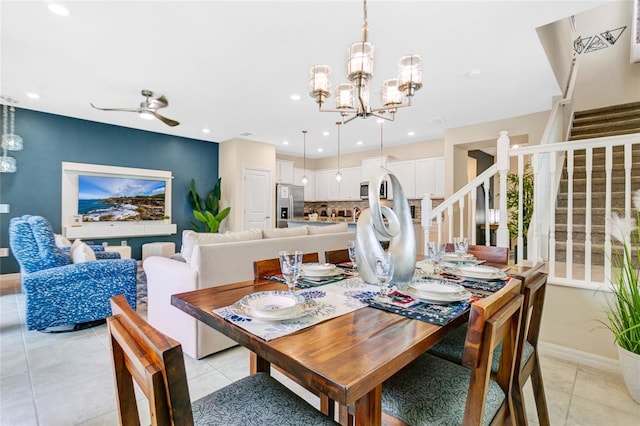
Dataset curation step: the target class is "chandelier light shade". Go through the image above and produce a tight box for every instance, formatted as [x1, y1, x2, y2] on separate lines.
[308, 0, 423, 124]
[1, 103, 21, 173]
[0, 155, 17, 173]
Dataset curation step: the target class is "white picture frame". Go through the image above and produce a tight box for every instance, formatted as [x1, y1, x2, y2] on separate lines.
[633, 0, 640, 63]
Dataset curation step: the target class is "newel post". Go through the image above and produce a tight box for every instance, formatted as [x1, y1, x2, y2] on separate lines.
[496, 131, 510, 248]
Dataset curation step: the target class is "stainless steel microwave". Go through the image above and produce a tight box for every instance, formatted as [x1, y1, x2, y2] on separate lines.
[360, 181, 387, 199]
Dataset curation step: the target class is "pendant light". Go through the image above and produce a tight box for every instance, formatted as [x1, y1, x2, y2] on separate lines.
[0, 104, 17, 173]
[2, 105, 23, 151]
[301, 130, 308, 185]
[335, 122, 342, 182]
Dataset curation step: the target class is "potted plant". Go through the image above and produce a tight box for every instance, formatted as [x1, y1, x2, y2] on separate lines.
[506, 162, 534, 259]
[188, 177, 230, 233]
[603, 190, 640, 403]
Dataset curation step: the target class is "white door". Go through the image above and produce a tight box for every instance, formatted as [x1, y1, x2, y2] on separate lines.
[243, 168, 271, 230]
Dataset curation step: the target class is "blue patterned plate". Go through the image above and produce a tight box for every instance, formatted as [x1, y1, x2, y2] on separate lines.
[232, 298, 318, 321]
[238, 291, 305, 317]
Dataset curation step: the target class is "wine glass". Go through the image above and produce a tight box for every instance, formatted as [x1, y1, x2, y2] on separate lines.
[453, 237, 469, 264]
[427, 242, 446, 277]
[347, 240, 357, 273]
[279, 250, 302, 291]
[375, 253, 395, 301]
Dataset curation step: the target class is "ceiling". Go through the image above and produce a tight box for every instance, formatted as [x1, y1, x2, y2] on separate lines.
[0, 0, 610, 159]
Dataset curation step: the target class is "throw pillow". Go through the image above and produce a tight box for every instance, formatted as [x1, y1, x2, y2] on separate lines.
[54, 234, 72, 248]
[262, 226, 308, 239]
[71, 242, 97, 263]
[308, 222, 349, 235]
[69, 238, 84, 255]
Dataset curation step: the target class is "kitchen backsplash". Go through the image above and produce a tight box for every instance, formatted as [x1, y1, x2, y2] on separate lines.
[304, 199, 444, 220]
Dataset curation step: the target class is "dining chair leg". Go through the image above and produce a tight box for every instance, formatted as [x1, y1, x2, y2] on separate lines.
[320, 394, 336, 419]
[530, 357, 550, 426]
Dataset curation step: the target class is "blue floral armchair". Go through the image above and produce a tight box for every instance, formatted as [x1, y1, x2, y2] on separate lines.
[8, 215, 137, 330]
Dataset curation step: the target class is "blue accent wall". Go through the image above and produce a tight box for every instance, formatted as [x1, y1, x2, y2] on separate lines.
[1, 108, 219, 274]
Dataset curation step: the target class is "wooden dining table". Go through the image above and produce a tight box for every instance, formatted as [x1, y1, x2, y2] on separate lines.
[171, 262, 545, 426]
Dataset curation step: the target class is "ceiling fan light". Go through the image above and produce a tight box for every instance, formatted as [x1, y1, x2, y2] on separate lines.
[347, 41, 374, 81]
[309, 65, 332, 104]
[398, 55, 423, 96]
[382, 79, 403, 107]
[335, 83, 355, 110]
[139, 110, 155, 120]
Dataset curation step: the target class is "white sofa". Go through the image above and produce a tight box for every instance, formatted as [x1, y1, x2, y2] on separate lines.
[143, 224, 354, 359]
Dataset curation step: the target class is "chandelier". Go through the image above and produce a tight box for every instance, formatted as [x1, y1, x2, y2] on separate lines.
[308, 0, 423, 125]
[1, 102, 22, 173]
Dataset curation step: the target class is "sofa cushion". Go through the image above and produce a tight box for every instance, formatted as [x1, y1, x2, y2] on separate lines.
[70, 242, 97, 263]
[181, 229, 263, 263]
[262, 226, 308, 239]
[54, 234, 72, 248]
[308, 222, 349, 235]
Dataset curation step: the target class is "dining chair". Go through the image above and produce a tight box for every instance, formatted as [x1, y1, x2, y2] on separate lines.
[107, 294, 338, 426]
[253, 252, 319, 282]
[325, 249, 350, 264]
[427, 272, 550, 425]
[381, 279, 524, 425]
[445, 243, 509, 265]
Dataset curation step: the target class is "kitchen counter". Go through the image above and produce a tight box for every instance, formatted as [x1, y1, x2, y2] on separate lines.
[286, 217, 422, 225]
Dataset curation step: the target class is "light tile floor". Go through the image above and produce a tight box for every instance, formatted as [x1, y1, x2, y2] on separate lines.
[1, 290, 639, 425]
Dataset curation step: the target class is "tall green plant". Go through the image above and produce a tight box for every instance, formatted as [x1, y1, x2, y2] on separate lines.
[602, 194, 640, 355]
[188, 177, 230, 233]
[506, 162, 534, 244]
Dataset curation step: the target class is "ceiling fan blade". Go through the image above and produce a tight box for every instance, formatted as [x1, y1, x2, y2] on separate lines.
[147, 95, 169, 110]
[151, 111, 180, 127]
[90, 103, 141, 113]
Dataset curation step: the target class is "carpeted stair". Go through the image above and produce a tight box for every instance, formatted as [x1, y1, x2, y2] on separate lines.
[555, 102, 640, 265]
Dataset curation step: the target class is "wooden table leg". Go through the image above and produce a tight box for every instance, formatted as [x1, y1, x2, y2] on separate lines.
[353, 384, 381, 426]
[249, 351, 270, 374]
[339, 403, 353, 426]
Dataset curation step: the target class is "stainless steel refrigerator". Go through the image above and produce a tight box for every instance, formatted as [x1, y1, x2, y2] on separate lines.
[276, 183, 304, 228]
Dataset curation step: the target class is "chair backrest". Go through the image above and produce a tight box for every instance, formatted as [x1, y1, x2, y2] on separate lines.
[325, 249, 350, 264]
[514, 272, 547, 374]
[444, 243, 509, 265]
[108, 294, 193, 425]
[461, 279, 523, 424]
[9, 215, 70, 273]
[253, 253, 319, 282]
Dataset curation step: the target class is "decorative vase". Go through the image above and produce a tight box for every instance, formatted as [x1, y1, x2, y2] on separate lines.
[617, 343, 640, 404]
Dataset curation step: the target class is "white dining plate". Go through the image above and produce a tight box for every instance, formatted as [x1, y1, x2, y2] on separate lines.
[301, 263, 335, 272]
[455, 265, 507, 280]
[444, 253, 476, 262]
[300, 265, 342, 277]
[238, 291, 305, 317]
[409, 279, 465, 295]
[232, 298, 318, 321]
[404, 286, 472, 304]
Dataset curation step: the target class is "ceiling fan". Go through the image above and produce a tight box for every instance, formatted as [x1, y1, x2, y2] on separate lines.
[90, 89, 180, 127]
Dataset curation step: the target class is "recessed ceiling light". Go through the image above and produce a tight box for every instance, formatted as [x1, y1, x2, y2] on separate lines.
[356, 140, 363, 145]
[282, 140, 289, 145]
[202, 128, 210, 134]
[26, 92, 40, 99]
[407, 131, 415, 136]
[290, 94, 301, 101]
[317, 147, 324, 153]
[322, 131, 330, 136]
[48, 3, 70, 16]
[467, 69, 483, 79]
[430, 117, 446, 124]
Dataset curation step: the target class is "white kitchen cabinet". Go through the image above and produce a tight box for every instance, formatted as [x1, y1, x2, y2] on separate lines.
[328, 170, 340, 201]
[276, 160, 294, 184]
[415, 157, 445, 199]
[338, 166, 361, 200]
[387, 160, 416, 199]
[294, 168, 315, 201]
[314, 170, 329, 201]
[361, 156, 388, 182]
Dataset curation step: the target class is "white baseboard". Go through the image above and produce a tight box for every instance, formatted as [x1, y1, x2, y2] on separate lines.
[539, 340, 620, 373]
